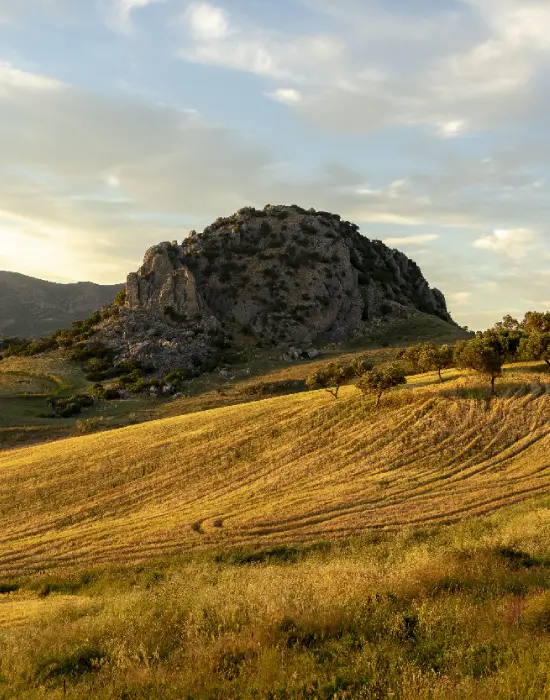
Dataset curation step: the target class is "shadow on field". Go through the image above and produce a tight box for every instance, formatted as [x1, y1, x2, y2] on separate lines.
[440, 380, 549, 401]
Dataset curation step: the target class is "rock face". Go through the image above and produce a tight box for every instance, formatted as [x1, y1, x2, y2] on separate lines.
[0, 271, 123, 338]
[96, 205, 453, 373]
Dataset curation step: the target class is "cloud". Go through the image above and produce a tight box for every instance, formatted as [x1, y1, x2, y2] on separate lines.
[436, 120, 470, 138]
[266, 88, 303, 105]
[178, 3, 345, 81]
[0, 66, 277, 282]
[102, 0, 167, 33]
[174, 0, 550, 138]
[0, 62, 64, 93]
[185, 2, 229, 40]
[383, 234, 439, 246]
[449, 291, 473, 306]
[473, 228, 537, 258]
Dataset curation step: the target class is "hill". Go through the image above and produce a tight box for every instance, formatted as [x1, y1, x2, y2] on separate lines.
[0, 271, 123, 338]
[94, 205, 456, 374]
[2, 364, 550, 699]
[1, 362, 549, 576]
[0, 313, 472, 451]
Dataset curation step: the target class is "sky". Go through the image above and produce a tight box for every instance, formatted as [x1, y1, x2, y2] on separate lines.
[1, 1, 550, 329]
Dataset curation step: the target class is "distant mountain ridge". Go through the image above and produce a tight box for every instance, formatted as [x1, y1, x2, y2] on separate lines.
[0, 271, 124, 338]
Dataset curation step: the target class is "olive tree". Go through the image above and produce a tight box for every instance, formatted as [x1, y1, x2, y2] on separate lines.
[522, 311, 550, 335]
[356, 364, 407, 407]
[519, 332, 550, 368]
[402, 342, 454, 381]
[402, 344, 424, 373]
[453, 334, 506, 394]
[418, 343, 454, 382]
[306, 357, 374, 399]
[306, 363, 355, 399]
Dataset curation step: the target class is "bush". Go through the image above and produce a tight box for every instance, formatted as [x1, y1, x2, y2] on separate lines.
[104, 389, 121, 401]
[91, 385, 121, 401]
[240, 380, 307, 397]
[113, 288, 127, 306]
[47, 394, 94, 418]
[164, 370, 188, 384]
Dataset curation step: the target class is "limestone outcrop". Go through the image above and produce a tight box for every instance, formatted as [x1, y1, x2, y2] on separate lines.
[94, 205, 453, 373]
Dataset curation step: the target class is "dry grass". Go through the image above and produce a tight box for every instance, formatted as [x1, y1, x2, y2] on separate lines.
[1, 364, 550, 576]
[2, 504, 550, 698]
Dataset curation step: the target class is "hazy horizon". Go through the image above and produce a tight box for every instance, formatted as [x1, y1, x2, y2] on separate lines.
[2, 0, 550, 330]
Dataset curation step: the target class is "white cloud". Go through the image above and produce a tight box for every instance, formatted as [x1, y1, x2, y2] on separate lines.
[383, 234, 439, 246]
[473, 228, 537, 258]
[104, 0, 166, 33]
[267, 88, 302, 105]
[449, 291, 473, 306]
[0, 62, 64, 93]
[185, 2, 229, 40]
[178, 4, 345, 82]
[172, 0, 550, 137]
[437, 119, 470, 138]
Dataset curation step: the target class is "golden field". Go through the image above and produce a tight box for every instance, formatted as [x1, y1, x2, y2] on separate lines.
[1, 364, 550, 576]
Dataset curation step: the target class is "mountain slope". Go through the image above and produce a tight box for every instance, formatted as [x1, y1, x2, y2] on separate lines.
[0, 271, 123, 338]
[1, 366, 549, 575]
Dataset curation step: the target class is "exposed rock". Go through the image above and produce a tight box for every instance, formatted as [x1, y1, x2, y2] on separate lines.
[92, 205, 455, 374]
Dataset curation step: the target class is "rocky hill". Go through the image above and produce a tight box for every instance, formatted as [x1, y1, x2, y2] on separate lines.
[94, 205, 454, 374]
[0, 271, 123, 338]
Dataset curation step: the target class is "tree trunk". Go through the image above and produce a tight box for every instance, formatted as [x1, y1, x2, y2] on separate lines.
[376, 392, 382, 408]
[438, 368, 443, 382]
[545, 359, 550, 368]
[491, 375, 496, 395]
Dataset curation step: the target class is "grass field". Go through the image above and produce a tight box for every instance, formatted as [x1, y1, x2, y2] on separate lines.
[11, 318, 550, 698]
[2, 363, 550, 577]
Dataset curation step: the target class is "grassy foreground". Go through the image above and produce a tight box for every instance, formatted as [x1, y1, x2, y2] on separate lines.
[2, 503, 550, 699]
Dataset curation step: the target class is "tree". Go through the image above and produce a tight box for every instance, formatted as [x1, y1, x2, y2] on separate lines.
[403, 342, 454, 381]
[519, 332, 550, 368]
[494, 314, 520, 331]
[306, 358, 373, 399]
[306, 363, 355, 399]
[522, 311, 550, 335]
[356, 364, 406, 407]
[453, 335, 506, 394]
[418, 343, 454, 382]
[402, 343, 424, 373]
[349, 356, 374, 377]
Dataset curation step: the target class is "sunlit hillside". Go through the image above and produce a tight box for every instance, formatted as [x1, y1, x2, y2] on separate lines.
[2, 364, 550, 577]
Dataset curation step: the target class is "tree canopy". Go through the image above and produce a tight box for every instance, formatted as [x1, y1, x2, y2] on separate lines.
[306, 363, 356, 399]
[519, 332, 550, 367]
[306, 357, 373, 399]
[403, 342, 454, 381]
[453, 333, 507, 394]
[357, 364, 407, 407]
